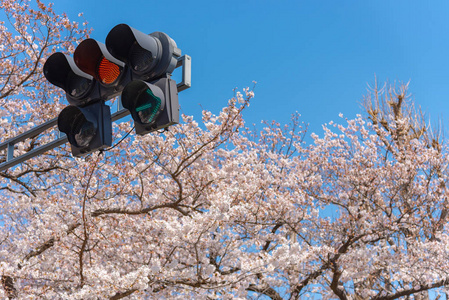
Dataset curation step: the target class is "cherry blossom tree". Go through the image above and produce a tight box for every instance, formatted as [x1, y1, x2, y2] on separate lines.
[1, 1, 449, 299]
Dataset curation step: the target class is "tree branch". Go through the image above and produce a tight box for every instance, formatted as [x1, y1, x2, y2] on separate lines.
[110, 288, 138, 300]
[373, 278, 449, 300]
[330, 267, 348, 300]
[91, 202, 188, 217]
[1, 275, 17, 299]
[19, 222, 80, 268]
[247, 283, 283, 300]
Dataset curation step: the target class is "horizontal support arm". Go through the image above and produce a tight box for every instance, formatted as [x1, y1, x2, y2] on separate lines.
[0, 54, 191, 172]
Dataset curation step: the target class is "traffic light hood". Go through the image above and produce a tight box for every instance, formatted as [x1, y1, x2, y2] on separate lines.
[74, 39, 125, 86]
[121, 80, 165, 126]
[43, 53, 95, 106]
[57, 102, 112, 156]
[58, 105, 97, 148]
[106, 24, 181, 80]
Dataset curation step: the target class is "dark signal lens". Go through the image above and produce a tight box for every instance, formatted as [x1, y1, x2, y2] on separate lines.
[97, 57, 121, 84]
[135, 88, 161, 124]
[129, 42, 154, 73]
[71, 112, 96, 147]
[66, 73, 92, 98]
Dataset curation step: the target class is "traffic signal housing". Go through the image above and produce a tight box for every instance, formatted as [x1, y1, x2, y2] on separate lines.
[106, 24, 181, 135]
[57, 102, 112, 157]
[105, 24, 180, 81]
[74, 38, 128, 99]
[43, 52, 97, 106]
[43, 53, 112, 157]
[121, 76, 179, 135]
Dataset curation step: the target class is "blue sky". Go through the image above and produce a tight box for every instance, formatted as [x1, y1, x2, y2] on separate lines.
[50, 0, 449, 137]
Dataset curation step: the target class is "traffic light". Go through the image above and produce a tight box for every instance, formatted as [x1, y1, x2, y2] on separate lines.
[43, 24, 183, 157]
[43, 53, 112, 157]
[43, 52, 97, 106]
[57, 102, 112, 157]
[106, 24, 180, 135]
[73, 38, 128, 100]
[121, 76, 179, 135]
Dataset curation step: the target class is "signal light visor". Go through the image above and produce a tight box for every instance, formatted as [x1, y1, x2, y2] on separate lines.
[58, 106, 97, 148]
[43, 53, 94, 102]
[74, 39, 124, 86]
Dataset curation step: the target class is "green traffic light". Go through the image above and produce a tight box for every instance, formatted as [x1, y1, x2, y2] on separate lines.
[135, 88, 161, 124]
[136, 103, 152, 112]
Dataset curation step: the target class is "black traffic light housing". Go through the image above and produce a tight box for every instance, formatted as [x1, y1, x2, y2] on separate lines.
[57, 102, 112, 157]
[44, 52, 113, 157]
[44, 51, 113, 157]
[121, 76, 179, 135]
[105, 24, 180, 81]
[74, 38, 130, 99]
[106, 24, 181, 136]
[43, 53, 98, 106]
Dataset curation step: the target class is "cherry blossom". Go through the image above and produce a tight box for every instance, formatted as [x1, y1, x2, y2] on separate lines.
[1, 1, 449, 299]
